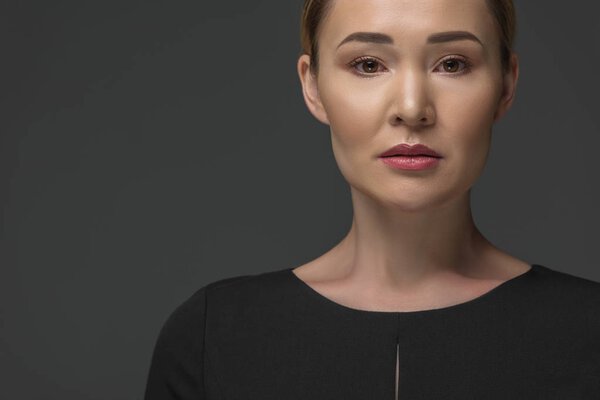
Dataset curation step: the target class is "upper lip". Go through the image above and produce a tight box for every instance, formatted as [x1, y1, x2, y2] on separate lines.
[379, 143, 442, 158]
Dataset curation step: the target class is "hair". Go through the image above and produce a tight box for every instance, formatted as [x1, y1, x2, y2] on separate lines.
[300, 0, 516, 75]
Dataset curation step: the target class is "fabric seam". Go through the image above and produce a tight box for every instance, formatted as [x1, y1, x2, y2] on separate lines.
[204, 284, 227, 399]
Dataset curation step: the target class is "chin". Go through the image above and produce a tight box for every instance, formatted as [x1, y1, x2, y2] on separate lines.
[351, 184, 460, 213]
[386, 196, 452, 213]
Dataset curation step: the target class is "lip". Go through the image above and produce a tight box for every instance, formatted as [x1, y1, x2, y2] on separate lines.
[378, 143, 442, 158]
[378, 143, 442, 171]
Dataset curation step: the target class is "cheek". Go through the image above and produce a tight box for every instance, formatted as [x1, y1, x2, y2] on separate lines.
[443, 79, 499, 148]
[318, 73, 390, 141]
[435, 79, 500, 187]
[318, 76, 389, 172]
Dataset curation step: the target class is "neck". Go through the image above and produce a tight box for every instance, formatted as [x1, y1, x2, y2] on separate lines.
[330, 188, 491, 290]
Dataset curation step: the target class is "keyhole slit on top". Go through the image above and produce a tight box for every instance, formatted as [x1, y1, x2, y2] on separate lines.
[395, 339, 400, 400]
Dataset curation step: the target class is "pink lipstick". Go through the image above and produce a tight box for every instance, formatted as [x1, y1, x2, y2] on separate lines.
[378, 143, 442, 171]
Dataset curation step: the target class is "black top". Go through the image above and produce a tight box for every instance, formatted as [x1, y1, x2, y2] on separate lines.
[144, 264, 600, 399]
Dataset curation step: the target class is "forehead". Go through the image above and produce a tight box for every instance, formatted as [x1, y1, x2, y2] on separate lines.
[321, 0, 499, 48]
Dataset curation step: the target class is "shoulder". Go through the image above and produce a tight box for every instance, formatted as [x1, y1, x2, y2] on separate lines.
[163, 267, 291, 326]
[145, 271, 277, 398]
[533, 264, 600, 300]
[531, 264, 600, 325]
[149, 267, 290, 356]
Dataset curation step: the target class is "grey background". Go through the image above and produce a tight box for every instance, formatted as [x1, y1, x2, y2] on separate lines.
[1, 1, 599, 398]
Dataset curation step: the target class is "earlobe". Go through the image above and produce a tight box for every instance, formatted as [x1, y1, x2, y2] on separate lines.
[297, 54, 330, 125]
[494, 52, 519, 122]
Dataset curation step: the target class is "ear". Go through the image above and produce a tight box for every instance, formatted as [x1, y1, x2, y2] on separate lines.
[297, 54, 330, 125]
[493, 52, 519, 122]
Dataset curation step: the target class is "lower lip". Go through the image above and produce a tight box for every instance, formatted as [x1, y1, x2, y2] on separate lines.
[379, 156, 441, 171]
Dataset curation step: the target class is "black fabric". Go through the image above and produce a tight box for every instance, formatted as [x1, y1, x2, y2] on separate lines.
[144, 264, 600, 399]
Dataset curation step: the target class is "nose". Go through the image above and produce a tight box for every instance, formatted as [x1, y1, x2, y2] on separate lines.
[389, 67, 435, 128]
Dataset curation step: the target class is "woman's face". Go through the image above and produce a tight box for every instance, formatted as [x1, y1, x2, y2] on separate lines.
[298, 0, 518, 212]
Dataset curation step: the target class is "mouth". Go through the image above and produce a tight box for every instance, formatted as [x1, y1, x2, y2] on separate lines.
[378, 143, 442, 158]
[378, 143, 442, 171]
[379, 154, 442, 171]
[381, 154, 440, 158]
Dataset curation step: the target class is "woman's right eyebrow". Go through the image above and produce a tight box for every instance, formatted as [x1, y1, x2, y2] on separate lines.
[336, 30, 483, 49]
[336, 32, 393, 49]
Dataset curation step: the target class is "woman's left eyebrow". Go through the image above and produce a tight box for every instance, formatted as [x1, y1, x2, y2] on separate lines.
[427, 31, 483, 47]
[337, 30, 483, 49]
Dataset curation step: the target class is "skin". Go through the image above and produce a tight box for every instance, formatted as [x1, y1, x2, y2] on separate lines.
[294, 0, 528, 312]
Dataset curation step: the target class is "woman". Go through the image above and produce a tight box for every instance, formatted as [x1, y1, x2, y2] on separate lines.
[144, 0, 600, 398]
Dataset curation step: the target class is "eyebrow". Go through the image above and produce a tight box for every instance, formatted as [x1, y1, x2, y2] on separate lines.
[336, 30, 484, 49]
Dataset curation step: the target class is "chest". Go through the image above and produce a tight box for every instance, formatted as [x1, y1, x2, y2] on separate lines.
[203, 305, 599, 399]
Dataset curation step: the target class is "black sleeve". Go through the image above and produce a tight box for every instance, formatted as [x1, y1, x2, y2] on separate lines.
[144, 285, 208, 400]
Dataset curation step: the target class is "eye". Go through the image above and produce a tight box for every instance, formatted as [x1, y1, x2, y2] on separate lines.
[435, 56, 471, 75]
[348, 57, 387, 75]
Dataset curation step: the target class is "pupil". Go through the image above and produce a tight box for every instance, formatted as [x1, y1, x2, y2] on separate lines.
[445, 60, 458, 72]
[365, 61, 377, 72]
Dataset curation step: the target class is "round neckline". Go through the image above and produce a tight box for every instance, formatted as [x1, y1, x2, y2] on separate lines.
[286, 264, 539, 315]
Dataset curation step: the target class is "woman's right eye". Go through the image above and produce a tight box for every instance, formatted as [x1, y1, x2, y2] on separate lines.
[348, 57, 387, 75]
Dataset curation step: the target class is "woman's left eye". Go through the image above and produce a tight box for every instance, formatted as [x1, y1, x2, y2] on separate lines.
[435, 57, 471, 74]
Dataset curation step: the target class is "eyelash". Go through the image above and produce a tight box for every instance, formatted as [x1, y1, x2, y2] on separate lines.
[347, 55, 473, 77]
